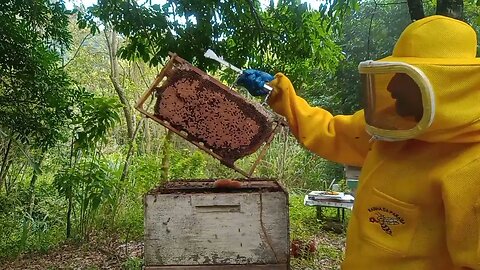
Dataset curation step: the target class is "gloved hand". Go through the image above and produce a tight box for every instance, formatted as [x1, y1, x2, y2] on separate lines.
[236, 69, 274, 96]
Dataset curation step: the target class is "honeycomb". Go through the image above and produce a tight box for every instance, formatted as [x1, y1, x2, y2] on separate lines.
[153, 62, 274, 164]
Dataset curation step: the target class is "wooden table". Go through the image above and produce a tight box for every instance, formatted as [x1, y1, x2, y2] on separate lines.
[303, 192, 354, 223]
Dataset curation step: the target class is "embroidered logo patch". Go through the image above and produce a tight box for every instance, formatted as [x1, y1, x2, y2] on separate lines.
[368, 207, 405, 236]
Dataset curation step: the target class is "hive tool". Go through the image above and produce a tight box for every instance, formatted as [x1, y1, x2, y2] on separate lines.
[203, 49, 273, 94]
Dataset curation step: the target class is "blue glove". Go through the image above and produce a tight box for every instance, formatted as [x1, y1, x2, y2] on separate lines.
[237, 69, 274, 96]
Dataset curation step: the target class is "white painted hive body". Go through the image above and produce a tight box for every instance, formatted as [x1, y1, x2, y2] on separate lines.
[144, 179, 290, 270]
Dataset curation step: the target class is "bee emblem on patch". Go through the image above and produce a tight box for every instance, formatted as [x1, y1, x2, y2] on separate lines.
[368, 207, 405, 236]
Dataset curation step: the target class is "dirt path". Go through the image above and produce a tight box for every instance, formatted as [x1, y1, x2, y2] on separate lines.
[1, 240, 143, 270]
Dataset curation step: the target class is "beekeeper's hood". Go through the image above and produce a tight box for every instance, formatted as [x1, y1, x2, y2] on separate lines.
[359, 15, 480, 142]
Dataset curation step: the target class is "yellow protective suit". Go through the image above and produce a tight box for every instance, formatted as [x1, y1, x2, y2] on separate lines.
[267, 16, 480, 269]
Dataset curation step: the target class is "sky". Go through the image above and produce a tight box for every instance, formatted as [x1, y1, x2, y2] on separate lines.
[66, 0, 322, 10]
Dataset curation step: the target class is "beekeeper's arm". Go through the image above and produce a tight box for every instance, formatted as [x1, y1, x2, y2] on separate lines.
[237, 70, 370, 167]
[441, 160, 480, 269]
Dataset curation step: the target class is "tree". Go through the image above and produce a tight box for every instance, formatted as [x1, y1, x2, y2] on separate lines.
[105, 27, 135, 139]
[72, 0, 351, 184]
[316, 0, 412, 115]
[436, 0, 464, 19]
[77, 0, 347, 87]
[0, 0, 89, 249]
[407, 0, 426, 20]
[0, 0, 76, 151]
[406, 0, 470, 20]
[54, 94, 121, 238]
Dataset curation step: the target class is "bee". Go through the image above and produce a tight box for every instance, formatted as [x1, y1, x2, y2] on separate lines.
[369, 212, 402, 235]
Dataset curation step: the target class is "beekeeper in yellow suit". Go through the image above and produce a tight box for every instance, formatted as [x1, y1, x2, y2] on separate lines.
[238, 15, 480, 269]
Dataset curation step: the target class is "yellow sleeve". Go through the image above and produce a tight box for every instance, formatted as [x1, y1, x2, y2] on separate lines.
[441, 160, 480, 269]
[267, 73, 370, 167]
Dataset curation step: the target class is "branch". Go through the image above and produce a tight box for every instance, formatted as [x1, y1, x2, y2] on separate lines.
[135, 62, 151, 88]
[0, 129, 38, 174]
[0, 97, 45, 107]
[104, 27, 135, 139]
[247, 0, 263, 28]
[367, 2, 378, 60]
[63, 33, 92, 68]
[366, 0, 408, 59]
[246, 0, 266, 37]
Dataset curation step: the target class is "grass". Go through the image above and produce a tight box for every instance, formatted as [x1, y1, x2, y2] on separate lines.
[2, 193, 348, 270]
[289, 194, 347, 270]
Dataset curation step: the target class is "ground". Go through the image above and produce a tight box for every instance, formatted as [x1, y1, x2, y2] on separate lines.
[1, 238, 143, 270]
[1, 230, 345, 270]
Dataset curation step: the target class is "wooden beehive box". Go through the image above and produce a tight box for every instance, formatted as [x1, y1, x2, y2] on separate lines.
[144, 179, 290, 269]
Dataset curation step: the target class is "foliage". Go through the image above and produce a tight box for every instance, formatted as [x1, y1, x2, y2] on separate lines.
[169, 149, 207, 180]
[289, 194, 346, 269]
[302, 0, 412, 115]
[317, 0, 480, 115]
[289, 194, 324, 239]
[254, 130, 344, 189]
[77, 0, 349, 91]
[0, 0, 78, 150]
[73, 95, 122, 152]
[0, 185, 66, 260]
[122, 257, 143, 270]
[54, 94, 121, 239]
[127, 153, 165, 192]
[54, 158, 115, 238]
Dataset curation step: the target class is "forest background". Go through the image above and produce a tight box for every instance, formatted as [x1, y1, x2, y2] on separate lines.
[1, 0, 479, 269]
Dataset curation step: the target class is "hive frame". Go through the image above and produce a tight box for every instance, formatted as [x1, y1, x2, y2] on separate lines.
[135, 53, 281, 178]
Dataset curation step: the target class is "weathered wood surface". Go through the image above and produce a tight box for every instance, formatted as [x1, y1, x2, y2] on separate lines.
[144, 191, 289, 267]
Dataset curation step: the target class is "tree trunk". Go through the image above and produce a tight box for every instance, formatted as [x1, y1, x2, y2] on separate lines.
[407, 0, 425, 21]
[66, 195, 73, 238]
[0, 138, 12, 191]
[144, 119, 151, 154]
[65, 132, 75, 238]
[120, 117, 146, 182]
[160, 130, 173, 180]
[20, 156, 44, 249]
[0, 160, 12, 193]
[436, 0, 463, 20]
[7, 162, 26, 195]
[105, 29, 135, 139]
